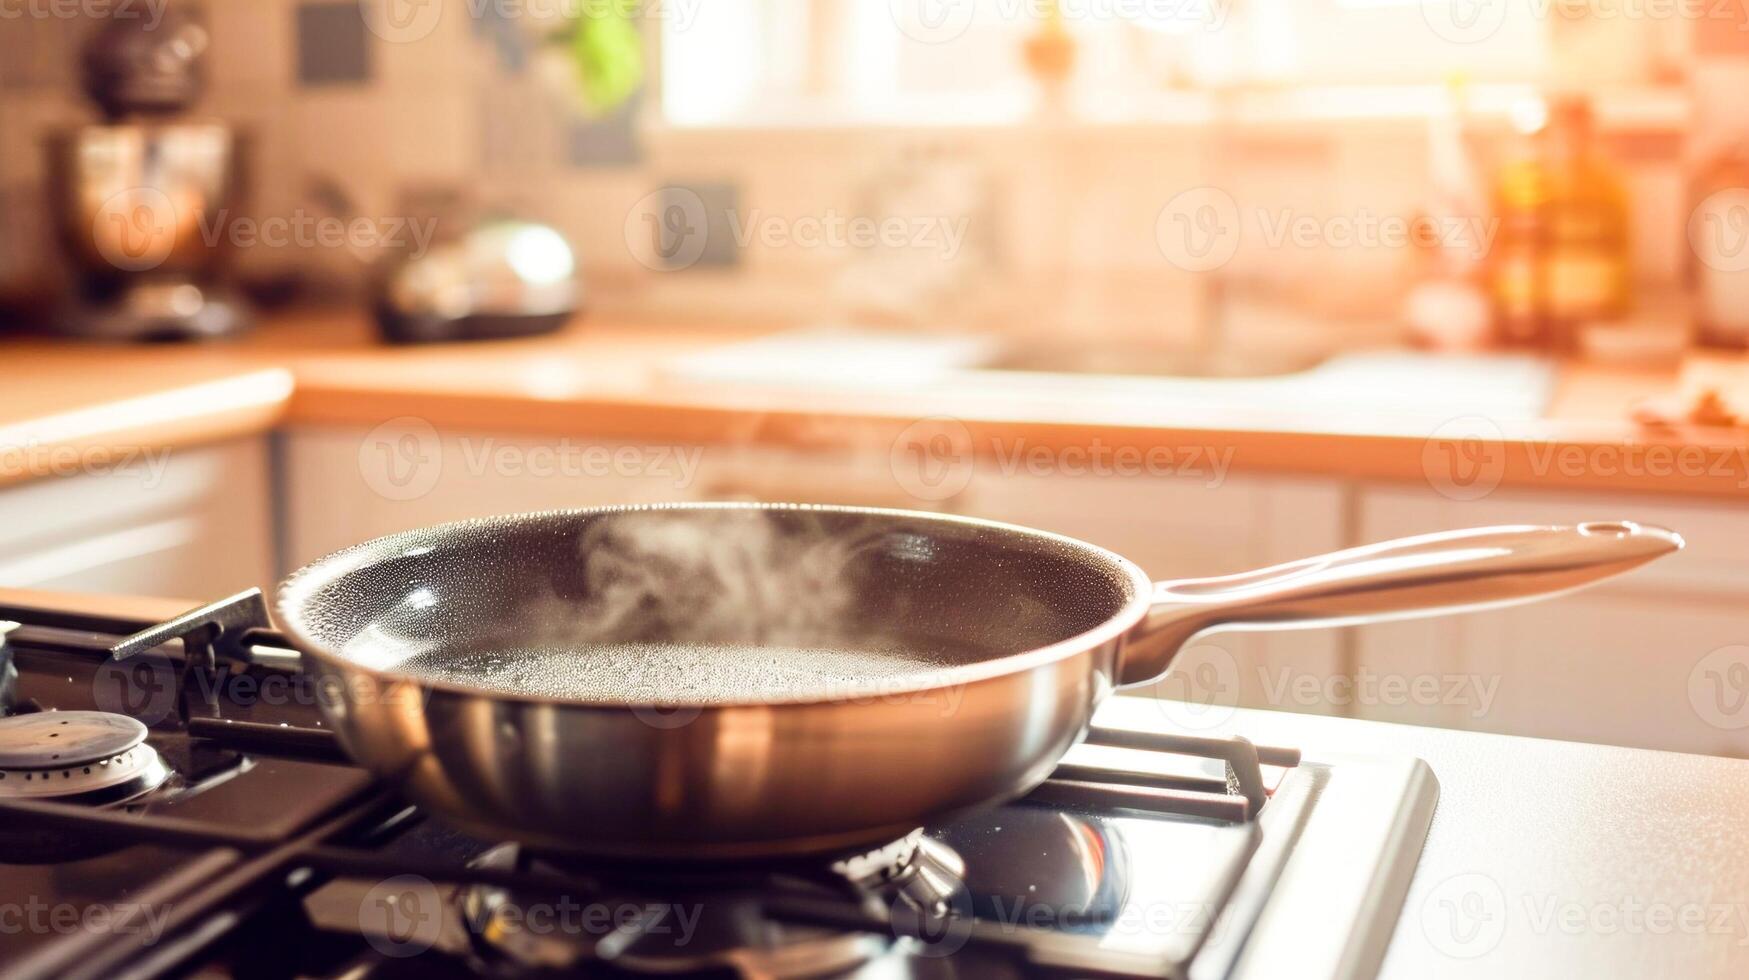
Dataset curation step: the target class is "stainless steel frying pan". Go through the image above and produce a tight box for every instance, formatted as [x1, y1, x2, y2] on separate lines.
[276, 504, 1680, 860]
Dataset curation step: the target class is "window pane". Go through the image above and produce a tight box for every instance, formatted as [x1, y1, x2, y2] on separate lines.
[658, 1, 1611, 126]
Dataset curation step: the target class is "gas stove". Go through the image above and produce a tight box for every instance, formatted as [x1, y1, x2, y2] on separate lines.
[0, 592, 1437, 980]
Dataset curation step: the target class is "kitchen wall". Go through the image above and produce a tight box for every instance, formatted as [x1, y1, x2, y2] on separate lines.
[1, 2, 1745, 341]
[0, 0, 652, 301]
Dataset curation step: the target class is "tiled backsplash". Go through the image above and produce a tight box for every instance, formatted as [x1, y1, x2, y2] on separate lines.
[0, 0, 650, 297]
[0, 2, 1742, 338]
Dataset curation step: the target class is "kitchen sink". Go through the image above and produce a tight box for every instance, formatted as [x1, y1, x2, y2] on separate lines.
[666, 327, 1329, 385]
[666, 326, 1556, 426]
[979, 342, 1327, 379]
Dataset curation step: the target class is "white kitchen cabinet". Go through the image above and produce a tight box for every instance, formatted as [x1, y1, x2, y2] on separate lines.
[0, 438, 274, 602]
[280, 426, 717, 570]
[1355, 484, 1749, 756]
[280, 425, 1007, 569]
[958, 469, 1349, 719]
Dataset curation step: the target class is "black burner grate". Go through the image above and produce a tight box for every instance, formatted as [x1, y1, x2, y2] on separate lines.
[0, 591, 1305, 980]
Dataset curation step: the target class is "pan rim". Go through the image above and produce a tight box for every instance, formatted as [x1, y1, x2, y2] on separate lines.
[275, 501, 1156, 708]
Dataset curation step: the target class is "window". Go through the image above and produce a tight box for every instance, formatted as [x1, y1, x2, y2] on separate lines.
[655, 0, 1676, 128]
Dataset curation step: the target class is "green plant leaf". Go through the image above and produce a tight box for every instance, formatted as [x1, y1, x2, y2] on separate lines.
[570, 7, 644, 117]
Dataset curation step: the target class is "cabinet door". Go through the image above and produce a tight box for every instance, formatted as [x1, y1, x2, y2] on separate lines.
[962, 470, 1349, 722]
[0, 438, 274, 602]
[281, 426, 710, 570]
[1356, 484, 1749, 756]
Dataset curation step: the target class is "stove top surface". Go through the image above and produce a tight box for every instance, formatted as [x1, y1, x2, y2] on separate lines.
[0, 594, 1437, 980]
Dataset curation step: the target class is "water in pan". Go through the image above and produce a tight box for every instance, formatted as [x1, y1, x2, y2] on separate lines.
[375, 510, 1053, 702]
[311, 508, 1120, 701]
[392, 635, 1003, 704]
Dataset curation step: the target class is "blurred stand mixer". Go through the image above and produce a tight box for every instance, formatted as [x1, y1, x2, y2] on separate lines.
[45, 7, 251, 340]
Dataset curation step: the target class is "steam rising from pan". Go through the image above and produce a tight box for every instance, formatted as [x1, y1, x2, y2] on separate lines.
[562, 508, 878, 647]
[395, 509, 1012, 704]
[302, 505, 1136, 705]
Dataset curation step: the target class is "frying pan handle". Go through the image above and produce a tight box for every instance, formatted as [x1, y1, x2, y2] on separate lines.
[1116, 522, 1682, 689]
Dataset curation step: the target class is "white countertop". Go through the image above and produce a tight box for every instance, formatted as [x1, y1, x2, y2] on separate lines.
[1094, 697, 1749, 979]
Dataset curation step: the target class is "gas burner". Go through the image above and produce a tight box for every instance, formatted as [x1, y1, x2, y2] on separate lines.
[459, 832, 967, 977]
[0, 711, 170, 805]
